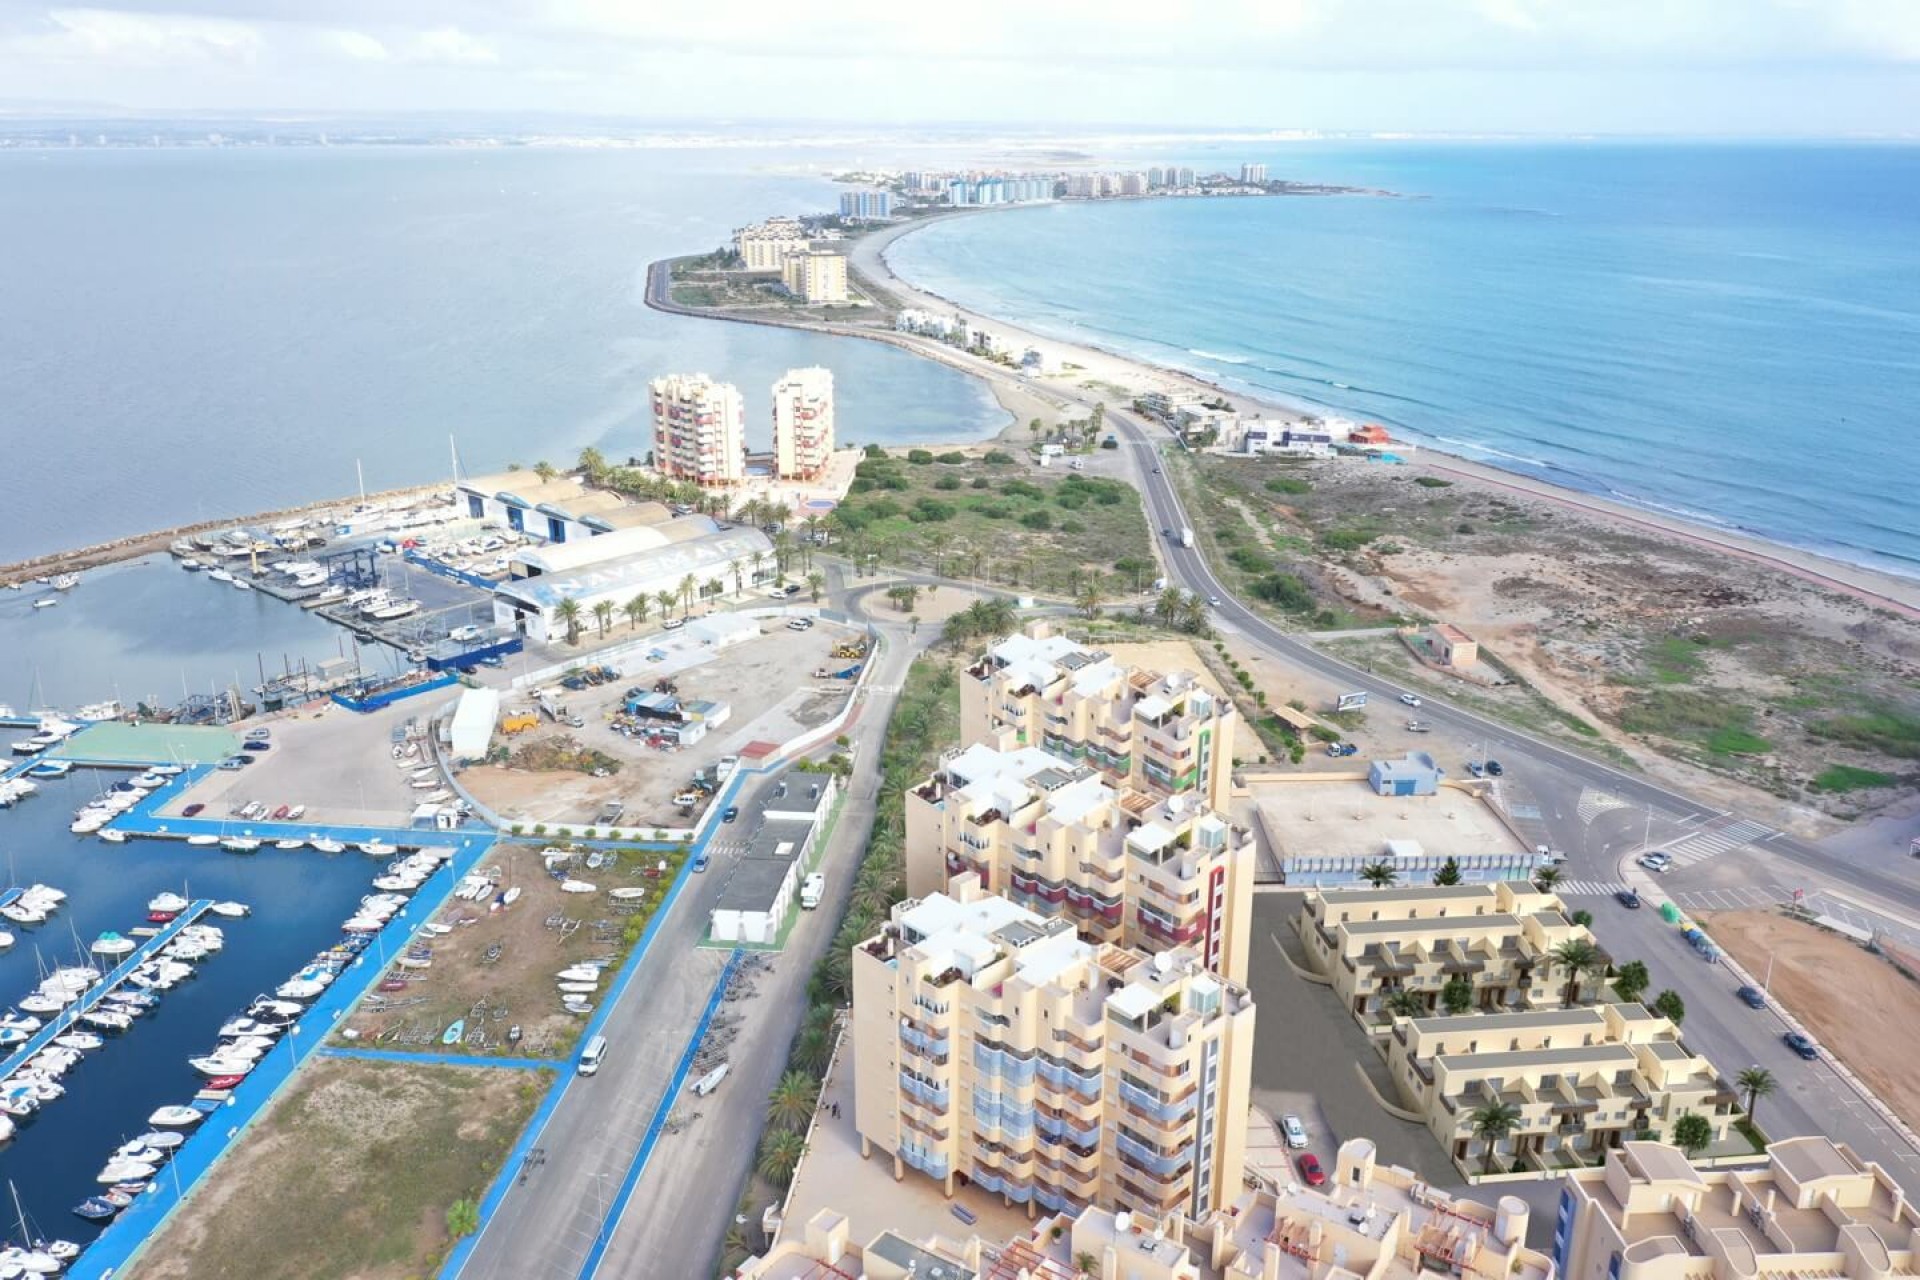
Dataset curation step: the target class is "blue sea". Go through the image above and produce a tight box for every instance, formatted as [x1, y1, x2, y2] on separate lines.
[0, 145, 1005, 564]
[889, 141, 1920, 578]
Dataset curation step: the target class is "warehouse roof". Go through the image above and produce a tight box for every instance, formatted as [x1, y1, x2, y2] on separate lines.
[493, 526, 775, 611]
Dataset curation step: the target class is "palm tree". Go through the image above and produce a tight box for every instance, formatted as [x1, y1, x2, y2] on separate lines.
[1737, 1066, 1776, 1128]
[592, 599, 614, 637]
[1469, 1101, 1522, 1175]
[533, 460, 557, 482]
[807, 570, 825, 603]
[1359, 861, 1399, 888]
[750, 549, 767, 586]
[774, 529, 795, 575]
[1551, 938, 1605, 1007]
[1075, 578, 1106, 619]
[757, 1129, 806, 1187]
[766, 1070, 821, 1132]
[624, 595, 650, 630]
[1534, 865, 1564, 891]
[1383, 988, 1426, 1020]
[706, 576, 726, 602]
[577, 447, 608, 483]
[1433, 857, 1462, 886]
[793, 1023, 834, 1075]
[655, 590, 678, 622]
[678, 574, 697, 617]
[554, 597, 584, 645]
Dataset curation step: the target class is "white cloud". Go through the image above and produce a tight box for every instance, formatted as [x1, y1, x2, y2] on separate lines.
[323, 28, 389, 61]
[20, 7, 264, 66]
[410, 25, 496, 65]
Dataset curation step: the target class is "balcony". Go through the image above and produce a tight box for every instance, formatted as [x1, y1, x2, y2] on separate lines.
[899, 1072, 951, 1110]
[1037, 1056, 1103, 1100]
[900, 1022, 950, 1059]
[1116, 1130, 1194, 1179]
[973, 1042, 1039, 1087]
[1036, 1110, 1102, 1147]
[900, 1146, 950, 1179]
[1120, 1079, 1198, 1124]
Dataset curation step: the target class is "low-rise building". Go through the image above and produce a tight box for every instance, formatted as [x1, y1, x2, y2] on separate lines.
[1555, 1137, 1916, 1280]
[1140, 389, 1206, 422]
[1428, 623, 1480, 669]
[749, 1138, 1556, 1280]
[710, 769, 838, 945]
[852, 886, 1255, 1222]
[1253, 775, 1536, 887]
[904, 740, 1254, 981]
[782, 249, 850, 303]
[1297, 882, 1595, 1022]
[455, 471, 636, 543]
[1387, 1004, 1737, 1177]
[961, 629, 1237, 820]
[1238, 421, 1334, 457]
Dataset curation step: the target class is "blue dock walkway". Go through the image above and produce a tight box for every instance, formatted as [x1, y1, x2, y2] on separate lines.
[0, 899, 216, 1082]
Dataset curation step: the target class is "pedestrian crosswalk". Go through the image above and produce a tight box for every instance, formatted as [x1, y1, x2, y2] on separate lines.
[1556, 880, 1632, 897]
[1661, 818, 1774, 867]
[1576, 788, 1631, 823]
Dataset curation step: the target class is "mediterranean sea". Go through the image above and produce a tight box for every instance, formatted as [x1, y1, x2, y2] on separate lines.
[0, 145, 1005, 564]
[888, 141, 1920, 578]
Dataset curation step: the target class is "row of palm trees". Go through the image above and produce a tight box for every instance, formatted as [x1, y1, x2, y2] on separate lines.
[549, 563, 826, 645]
[1466, 1066, 1777, 1175]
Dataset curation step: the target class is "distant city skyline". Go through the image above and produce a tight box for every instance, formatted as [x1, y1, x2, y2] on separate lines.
[0, 1, 1916, 137]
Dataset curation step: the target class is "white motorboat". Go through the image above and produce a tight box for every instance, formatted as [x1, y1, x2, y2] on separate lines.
[149, 1105, 204, 1127]
[181, 557, 202, 571]
[274, 838, 305, 850]
[0, 904, 45, 925]
[232, 578, 253, 591]
[557, 981, 599, 995]
[207, 569, 235, 583]
[80, 1009, 132, 1032]
[0, 1012, 39, 1033]
[218, 1017, 282, 1040]
[188, 1055, 257, 1078]
[17, 995, 65, 1016]
[608, 887, 647, 901]
[98, 828, 128, 844]
[556, 965, 604, 983]
[209, 901, 251, 917]
[51, 573, 78, 590]
[559, 880, 597, 894]
[286, 804, 306, 819]
[90, 931, 136, 956]
[69, 816, 105, 836]
[132, 1129, 185, 1149]
[98, 1159, 158, 1183]
[359, 839, 396, 856]
[222, 836, 261, 853]
[152, 764, 184, 776]
[248, 998, 303, 1019]
[0, 930, 11, 950]
[275, 978, 325, 1000]
[310, 837, 346, 854]
[149, 892, 191, 914]
[53, 1031, 104, 1052]
[22, 759, 70, 779]
[185, 833, 220, 846]
[31, 597, 58, 609]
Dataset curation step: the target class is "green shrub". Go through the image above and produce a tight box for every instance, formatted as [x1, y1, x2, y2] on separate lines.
[1321, 528, 1379, 551]
[906, 449, 934, 465]
[971, 477, 991, 489]
[982, 449, 1015, 464]
[1811, 764, 1896, 792]
[1414, 476, 1453, 488]
[937, 451, 968, 464]
[977, 503, 1012, 520]
[1020, 510, 1052, 531]
[1264, 476, 1312, 496]
[1253, 572, 1315, 612]
[933, 476, 961, 491]
[1227, 547, 1272, 575]
[909, 498, 955, 523]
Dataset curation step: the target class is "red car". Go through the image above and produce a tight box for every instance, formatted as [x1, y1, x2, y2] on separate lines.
[183, 803, 205, 817]
[1297, 1153, 1326, 1187]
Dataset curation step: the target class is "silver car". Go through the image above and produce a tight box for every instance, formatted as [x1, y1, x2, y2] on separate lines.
[1280, 1114, 1309, 1148]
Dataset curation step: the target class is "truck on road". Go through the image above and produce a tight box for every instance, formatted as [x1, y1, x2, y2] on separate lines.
[1177, 527, 1194, 548]
[800, 872, 826, 910]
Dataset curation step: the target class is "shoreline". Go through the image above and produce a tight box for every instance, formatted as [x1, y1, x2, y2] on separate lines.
[841, 212, 1920, 618]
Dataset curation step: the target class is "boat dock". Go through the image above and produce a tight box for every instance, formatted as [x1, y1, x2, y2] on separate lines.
[0, 899, 216, 1081]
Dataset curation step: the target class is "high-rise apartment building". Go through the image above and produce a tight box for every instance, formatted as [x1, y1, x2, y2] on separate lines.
[1240, 163, 1267, 185]
[781, 250, 849, 303]
[771, 366, 835, 481]
[734, 217, 809, 271]
[904, 742, 1253, 981]
[1175, 166, 1196, 187]
[839, 188, 893, 220]
[649, 373, 745, 487]
[852, 885, 1255, 1221]
[960, 630, 1237, 815]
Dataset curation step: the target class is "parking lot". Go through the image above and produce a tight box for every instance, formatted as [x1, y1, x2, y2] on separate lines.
[460, 618, 865, 830]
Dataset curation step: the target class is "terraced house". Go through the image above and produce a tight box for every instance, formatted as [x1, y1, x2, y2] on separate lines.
[903, 740, 1254, 982]
[1385, 1004, 1740, 1177]
[1555, 1137, 1918, 1280]
[850, 887, 1255, 1223]
[960, 630, 1236, 817]
[1296, 883, 1599, 1024]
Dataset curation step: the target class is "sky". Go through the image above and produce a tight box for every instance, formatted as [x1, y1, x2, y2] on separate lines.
[0, 0, 1917, 136]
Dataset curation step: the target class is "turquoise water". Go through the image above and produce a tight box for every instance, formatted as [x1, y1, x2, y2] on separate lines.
[889, 142, 1920, 577]
[0, 146, 1004, 564]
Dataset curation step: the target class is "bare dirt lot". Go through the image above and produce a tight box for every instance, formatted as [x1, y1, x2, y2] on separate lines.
[461, 621, 862, 829]
[1704, 909, 1920, 1129]
[337, 843, 686, 1059]
[135, 1057, 545, 1280]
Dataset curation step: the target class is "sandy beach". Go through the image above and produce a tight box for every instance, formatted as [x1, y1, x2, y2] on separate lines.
[845, 213, 1920, 618]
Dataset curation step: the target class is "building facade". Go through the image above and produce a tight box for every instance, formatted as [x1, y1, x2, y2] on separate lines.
[839, 188, 893, 220]
[904, 741, 1254, 981]
[1386, 1004, 1738, 1176]
[650, 373, 746, 487]
[770, 366, 835, 480]
[960, 630, 1237, 819]
[1240, 163, 1268, 184]
[1556, 1138, 1917, 1280]
[1297, 882, 1599, 1023]
[852, 887, 1254, 1223]
[781, 250, 849, 303]
[735, 217, 809, 271]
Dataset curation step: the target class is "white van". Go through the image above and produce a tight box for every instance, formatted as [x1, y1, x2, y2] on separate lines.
[800, 872, 826, 910]
[578, 1034, 608, 1076]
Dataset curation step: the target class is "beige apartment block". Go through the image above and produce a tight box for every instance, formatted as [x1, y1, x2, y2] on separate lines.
[1296, 883, 1599, 1024]
[771, 366, 835, 481]
[961, 630, 1237, 817]
[1385, 1004, 1739, 1177]
[782, 249, 850, 303]
[650, 372, 746, 487]
[851, 887, 1255, 1224]
[1555, 1137, 1917, 1280]
[735, 217, 809, 271]
[902, 740, 1254, 982]
[751, 1138, 1556, 1280]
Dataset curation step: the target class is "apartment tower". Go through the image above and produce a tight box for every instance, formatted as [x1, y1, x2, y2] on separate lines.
[649, 373, 746, 487]
[771, 367, 835, 481]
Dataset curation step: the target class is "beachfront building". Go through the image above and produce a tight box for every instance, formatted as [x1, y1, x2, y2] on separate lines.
[1555, 1137, 1917, 1280]
[651, 373, 746, 488]
[1296, 882, 1596, 1023]
[960, 629, 1238, 815]
[1387, 1004, 1738, 1177]
[781, 249, 849, 303]
[1240, 163, 1268, 185]
[903, 740, 1254, 981]
[839, 188, 893, 221]
[735, 217, 810, 271]
[770, 367, 835, 481]
[488, 515, 773, 642]
[452, 471, 640, 543]
[852, 886, 1255, 1221]
[748, 1138, 1555, 1280]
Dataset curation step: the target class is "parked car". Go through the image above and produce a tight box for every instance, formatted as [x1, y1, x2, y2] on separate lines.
[1483, 759, 1504, 776]
[787, 618, 814, 631]
[1280, 1114, 1309, 1149]
[1736, 985, 1768, 1009]
[1783, 1031, 1820, 1060]
[692, 852, 711, 873]
[242, 740, 270, 752]
[1325, 742, 1358, 758]
[1466, 761, 1486, 778]
[662, 617, 685, 631]
[1637, 851, 1674, 872]
[722, 806, 739, 823]
[1615, 889, 1642, 909]
[182, 803, 205, 817]
[1398, 693, 1422, 707]
[1297, 1153, 1326, 1187]
[1405, 720, 1431, 733]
